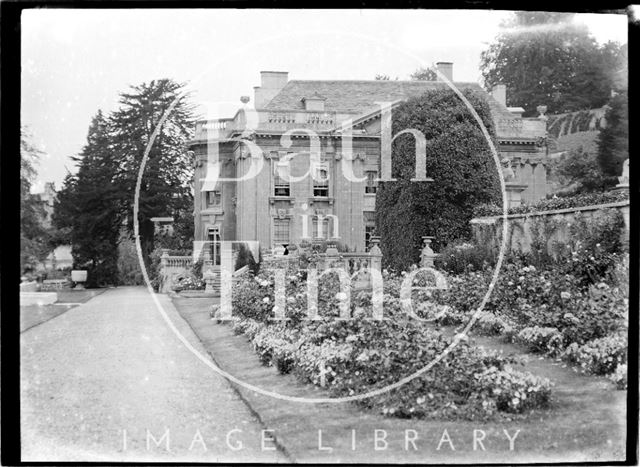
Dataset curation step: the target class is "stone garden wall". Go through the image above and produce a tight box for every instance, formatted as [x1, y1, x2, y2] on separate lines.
[470, 201, 630, 256]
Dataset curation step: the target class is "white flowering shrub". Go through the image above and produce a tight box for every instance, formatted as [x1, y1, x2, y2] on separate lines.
[516, 326, 564, 356]
[228, 278, 553, 421]
[609, 363, 627, 390]
[563, 331, 627, 376]
[473, 365, 552, 414]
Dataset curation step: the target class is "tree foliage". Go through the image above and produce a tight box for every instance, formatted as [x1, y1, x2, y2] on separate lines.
[53, 111, 123, 287]
[410, 67, 437, 81]
[53, 80, 196, 286]
[20, 128, 51, 273]
[555, 148, 609, 194]
[480, 12, 626, 116]
[375, 74, 399, 80]
[597, 92, 628, 179]
[110, 79, 195, 263]
[375, 89, 501, 271]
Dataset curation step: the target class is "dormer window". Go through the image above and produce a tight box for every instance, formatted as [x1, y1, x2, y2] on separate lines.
[302, 92, 326, 112]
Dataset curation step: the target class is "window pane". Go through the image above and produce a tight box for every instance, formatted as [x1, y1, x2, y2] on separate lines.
[313, 166, 329, 197]
[207, 190, 221, 206]
[365, 225, 375, 249]
[274, 162, 290, 196]
[365, 171, 377, 194]
[273, 219, 290, 244]
[312, 218, 326, 238]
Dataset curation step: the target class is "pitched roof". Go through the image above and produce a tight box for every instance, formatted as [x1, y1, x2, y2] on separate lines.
[264, 80, 514, 121]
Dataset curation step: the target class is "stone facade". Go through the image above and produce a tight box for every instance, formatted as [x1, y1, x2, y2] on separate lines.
[190, 66, 548, 255]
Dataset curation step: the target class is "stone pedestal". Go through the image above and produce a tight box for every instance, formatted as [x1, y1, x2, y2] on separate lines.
[505, 183, 528, 209]
[368, 236, 382, 270]
[420, 236, 437, 268]
[613, 158, 629, 193]
[325, 243, 339, 256]
[203, 266, 219, 295]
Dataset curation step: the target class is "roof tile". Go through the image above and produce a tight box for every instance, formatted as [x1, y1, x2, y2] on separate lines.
[264, 80, 514, 121]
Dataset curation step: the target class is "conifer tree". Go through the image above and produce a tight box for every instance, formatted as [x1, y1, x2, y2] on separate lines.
[53, 111, 123, 286]
[109, 79, 195, 263]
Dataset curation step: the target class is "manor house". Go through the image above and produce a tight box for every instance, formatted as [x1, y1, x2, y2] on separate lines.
[189, 63, 548, 259]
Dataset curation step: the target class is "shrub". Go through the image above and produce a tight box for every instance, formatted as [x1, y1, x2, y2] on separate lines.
[192, 258, 203, 280]
[376, 89, 501, 272]
[473, 312, 517, 338]
[229, 263, 552, 420]
[148, 248, 163, 291]
[516, 326, 564, 356]
[565, 210, 626, 286]
[435, 241, 496, 274]
[235, 243, 261, 275]
[172, 274, 205, 291]
[555, 148, 609, 194]
[609, 363, 628, 390]
[117, 237, 144, 285]
[597, 92, 628, 181]
[563, 331, 627, 375]
[473, 366, 552, 414]
[436, 257, 627, 350]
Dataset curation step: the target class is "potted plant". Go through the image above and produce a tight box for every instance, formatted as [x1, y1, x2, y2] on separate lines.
[71, 270, 88, 289]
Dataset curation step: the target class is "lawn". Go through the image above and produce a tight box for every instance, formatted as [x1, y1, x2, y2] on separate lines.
[20, 288, 107, 332]
[172, 296, 626, 463]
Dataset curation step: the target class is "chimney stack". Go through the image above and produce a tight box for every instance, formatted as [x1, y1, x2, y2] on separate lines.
[491, 84, 507, 107]
[436, 62, 453, 82]
[254, 71, 289, 109]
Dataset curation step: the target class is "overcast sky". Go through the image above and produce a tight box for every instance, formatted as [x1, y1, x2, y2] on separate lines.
[21, 9, 629, 192]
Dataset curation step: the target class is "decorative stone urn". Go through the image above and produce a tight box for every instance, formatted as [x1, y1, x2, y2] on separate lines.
[368, 236, 382, 270]
[203, 266, 216, 294]
[71, 270, 87, 290]
[420, 236, 437, 268]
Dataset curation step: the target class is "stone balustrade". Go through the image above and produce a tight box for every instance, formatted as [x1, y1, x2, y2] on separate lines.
[192, 109, 345, 144]
[162, 255, 194, 269]
[159, 251, 195, 293]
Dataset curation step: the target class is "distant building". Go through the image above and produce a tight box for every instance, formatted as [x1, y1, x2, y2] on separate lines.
[189, 63, 548, 258]
[35, 182, 73, 270]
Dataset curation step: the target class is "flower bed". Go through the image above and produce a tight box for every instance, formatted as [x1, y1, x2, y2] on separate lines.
[217, 263, 552, 421]
[432, 254, 628, 381]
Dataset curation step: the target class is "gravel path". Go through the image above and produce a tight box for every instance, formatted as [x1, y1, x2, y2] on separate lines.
[20, 286, 287, 462]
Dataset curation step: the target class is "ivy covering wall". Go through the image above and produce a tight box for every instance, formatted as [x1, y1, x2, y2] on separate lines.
[375, 89, 501, 271]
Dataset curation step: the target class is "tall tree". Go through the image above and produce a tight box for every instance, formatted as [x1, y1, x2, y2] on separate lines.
[20, 128, 50, 273]
[480, 12, 626, 116]
[597, 92, 628, 179]
[375, 89, 501, 271]
[410, 67, 437, 81]
[109, 79, 195, 264]
[53, 111, 123, 287]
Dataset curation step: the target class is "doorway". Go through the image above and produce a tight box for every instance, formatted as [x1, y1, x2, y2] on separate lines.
[207, 227, 221, 265]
